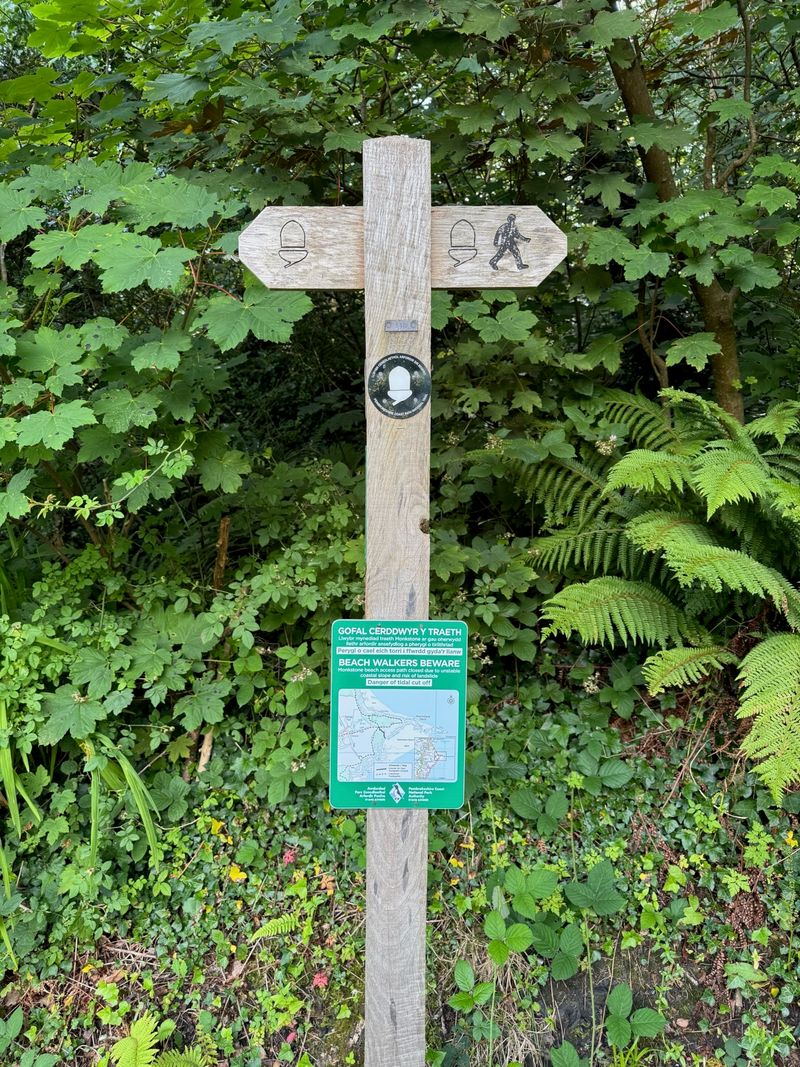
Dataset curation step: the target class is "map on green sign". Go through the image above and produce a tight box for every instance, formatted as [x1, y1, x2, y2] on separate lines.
[329, 619, 468, 809]
[337, 688, 459, 783]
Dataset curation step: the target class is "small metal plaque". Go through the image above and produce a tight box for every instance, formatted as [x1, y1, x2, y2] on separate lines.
[384, 319, 418, 332]
[367, 353, 431, 420]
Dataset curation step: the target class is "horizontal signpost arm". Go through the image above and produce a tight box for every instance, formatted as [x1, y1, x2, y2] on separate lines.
[238, 205, 566, 290]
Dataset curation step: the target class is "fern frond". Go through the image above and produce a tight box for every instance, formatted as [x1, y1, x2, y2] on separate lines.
[625, 511, 717, 553]
[746, 401, 800, 445]
[252, 913, 298, 939]
[111, 1014, 159, 1067]
[531, 524, 642, 576]
[642, 645, 738, 695]
[661, 387, 751, 447]
[605, 450, 693, 494]
[660, 543, 800, 627]
[601, 390, 679, 450]
[512, 455, 617, 526]
[738, 634, 800, 800]
[692, 444, 770, 518]
[763, 445, 800, 483]
[541, 578, 696, 647]
[156, 1051, 207, 1067]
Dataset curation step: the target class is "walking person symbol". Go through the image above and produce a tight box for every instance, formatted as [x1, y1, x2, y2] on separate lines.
[489, 213, 531, 271]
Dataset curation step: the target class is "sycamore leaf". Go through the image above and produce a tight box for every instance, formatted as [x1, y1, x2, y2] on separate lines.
[197, 450, 251, 493]
[475, 305, 537, 343]
[123, 178, 223, 229]
[583, 227, 635, 266]
[577, 9, 641, 48]
[94, 389, 160, 433]
[584, 171, 636, 211]
[0, 187, 45, 241]
[16, 400, 96, 449]
[623, 247, 671, 281]
[665, 333, 722, 371]
[130, 331, 192, 372]
[707, 98, 753, 123]
[629, 122, 693, 153]
[144, 73, 206, 103]
[744, 184, 797, 214]
[673, 2, 740, 40]
[39, 685, 106, 744]
[94, 234, 196, 293]
[0, 469, 34, 523]
[29, 225, 112, 270]
[197, 289, 312, 351]
[322, 130, 365, 153]
[680, 255, 718, 286]
[16, 326, 83, 373]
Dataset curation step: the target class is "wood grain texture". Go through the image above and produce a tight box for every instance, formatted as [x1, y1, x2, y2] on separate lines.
[363, 136, 430, 1067]
[238, 206, 362, 289]
[238, 204, 566, 290]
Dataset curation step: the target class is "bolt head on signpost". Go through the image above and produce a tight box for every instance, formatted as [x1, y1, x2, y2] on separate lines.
[238, 135, 566, 1067]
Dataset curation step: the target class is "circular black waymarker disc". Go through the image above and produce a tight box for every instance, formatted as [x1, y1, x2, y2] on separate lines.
[367, 353, 432, 420]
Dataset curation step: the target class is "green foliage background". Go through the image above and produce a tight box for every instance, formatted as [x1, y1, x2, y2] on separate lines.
[1, 0, 800, 1063]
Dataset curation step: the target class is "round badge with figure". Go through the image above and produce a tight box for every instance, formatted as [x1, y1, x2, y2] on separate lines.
[367, 353, 431, 419]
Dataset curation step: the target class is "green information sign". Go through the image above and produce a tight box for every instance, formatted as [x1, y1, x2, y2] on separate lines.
[329, 619, 468, 809]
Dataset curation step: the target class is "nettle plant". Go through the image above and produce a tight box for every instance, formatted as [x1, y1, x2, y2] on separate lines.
[502, 389, 800, 798]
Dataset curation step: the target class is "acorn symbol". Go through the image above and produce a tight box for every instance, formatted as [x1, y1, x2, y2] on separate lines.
[448, 219, 477, 267]
[278, 220, 308, 266]
[387, 365, 413, 405]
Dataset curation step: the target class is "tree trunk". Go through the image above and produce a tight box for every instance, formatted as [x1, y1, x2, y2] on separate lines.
[609, 43, 745, 422]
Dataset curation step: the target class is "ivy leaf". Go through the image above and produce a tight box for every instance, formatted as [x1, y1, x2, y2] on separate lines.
[197, 289, 313, 351]
[198, 450, 251, 493]
[665, 333, 722, 371]
[130, 331, 192, 372]
[0, 187, 45, 241]
[39, 686, 106, 744]
[16, 400, 96, 449]
[0, 469, 34, 523]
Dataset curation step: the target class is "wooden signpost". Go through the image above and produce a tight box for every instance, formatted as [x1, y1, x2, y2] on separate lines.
[239, 136, 566, 1067]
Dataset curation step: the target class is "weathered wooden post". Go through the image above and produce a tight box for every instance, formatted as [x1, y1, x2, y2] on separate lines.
[238, 135, 566, 1067]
